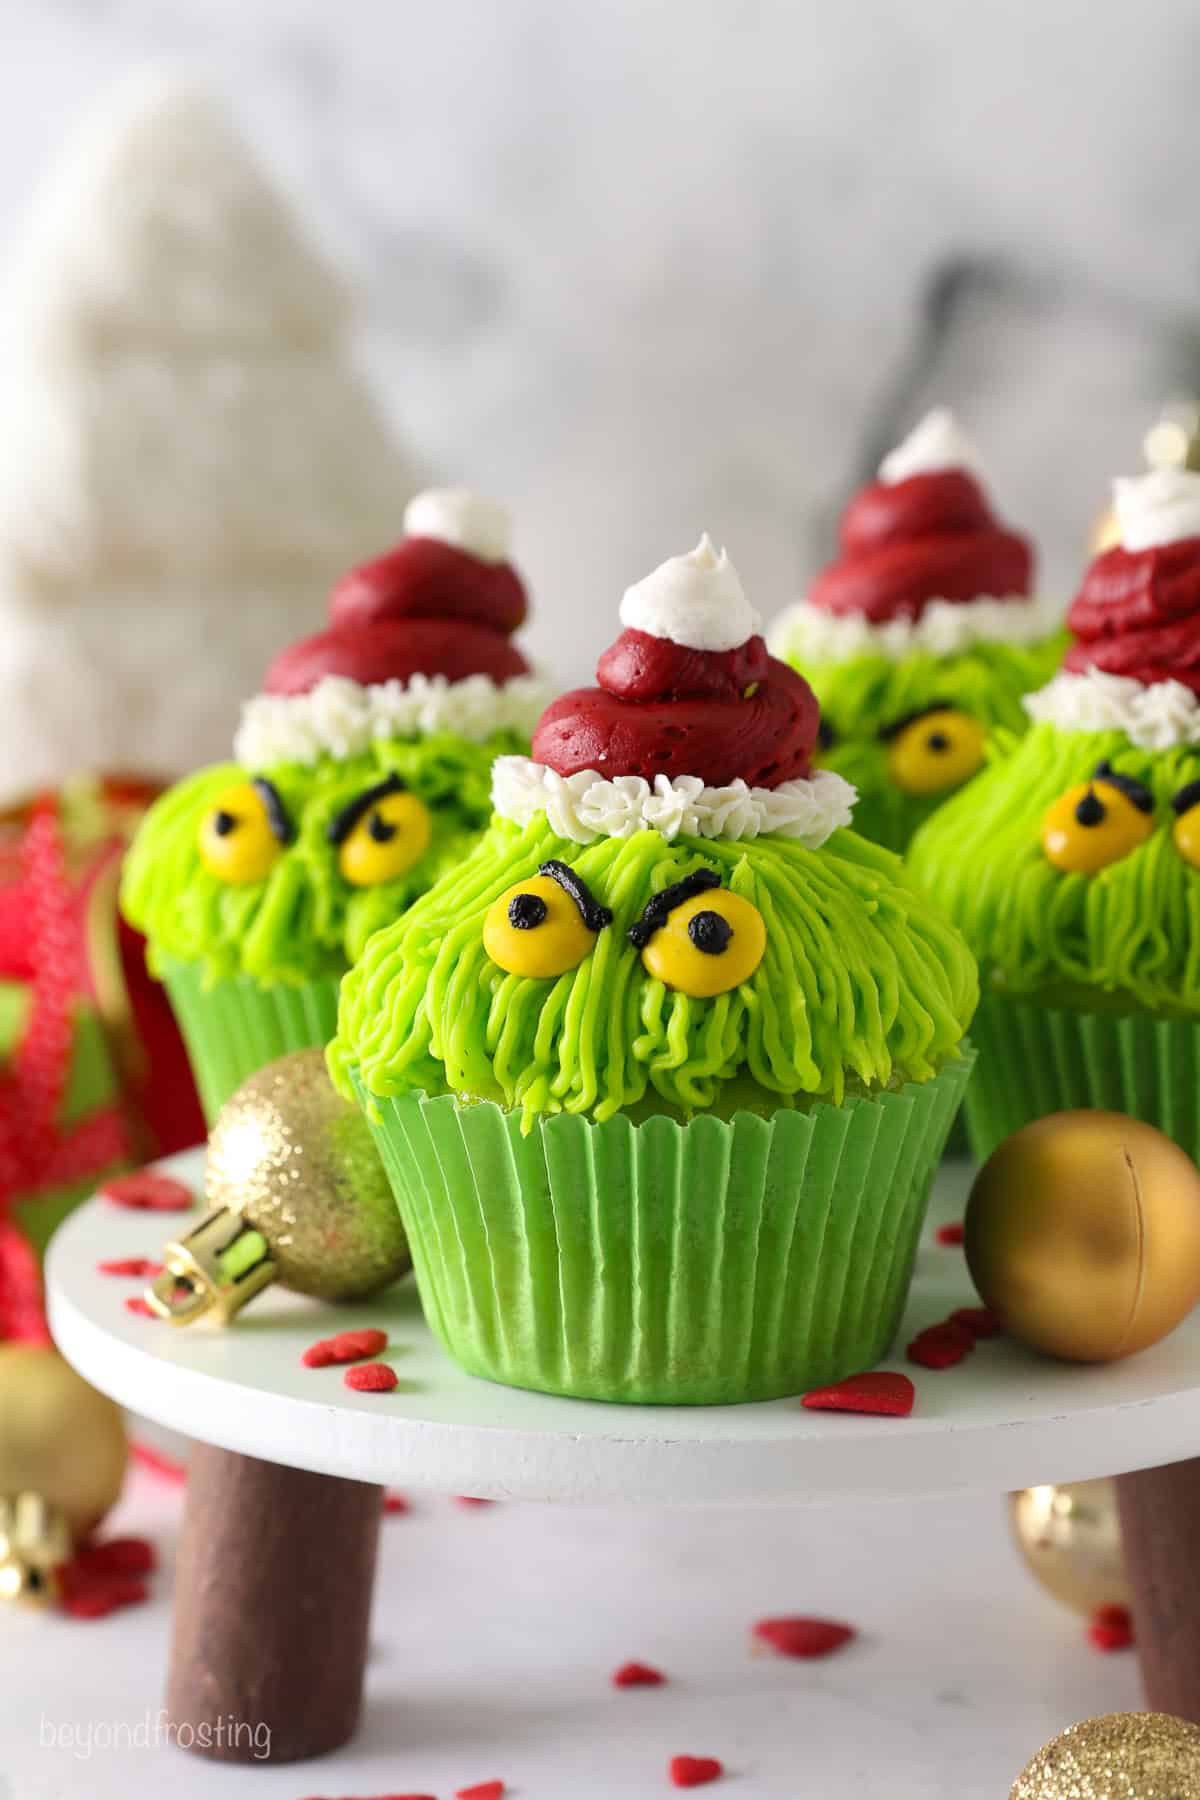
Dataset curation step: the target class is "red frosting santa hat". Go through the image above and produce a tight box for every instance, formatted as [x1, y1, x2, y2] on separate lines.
[770, 409, 1058, 660]
[234, 489, 549, 766]
[1024, 465, 1200, 749]
[492, 535, 856, 846]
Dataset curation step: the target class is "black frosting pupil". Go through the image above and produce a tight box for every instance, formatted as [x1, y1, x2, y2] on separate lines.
[213, 810, 237, 837]
[1076, 789, 1106, 828]
[509, 893, 549, 930]
[688, 910, 733, 956]
[926, 731, 951, 754]
[818, 718, 835, 750]
[368, 812, 397, 843]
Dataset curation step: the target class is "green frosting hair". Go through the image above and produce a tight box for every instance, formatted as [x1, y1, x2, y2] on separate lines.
[122, 729, 527, 985]
[331, 816, 978, 1126]
[781, 635, 1067, 850]
[906, 721, 1200, 1015]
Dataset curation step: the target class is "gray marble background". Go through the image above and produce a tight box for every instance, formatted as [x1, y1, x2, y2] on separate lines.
[1, 0, 1198, 685]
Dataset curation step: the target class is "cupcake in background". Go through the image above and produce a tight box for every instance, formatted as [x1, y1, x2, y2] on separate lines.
[332, 535, 976, 1405]
[122, 489, 551, 1120]
[770, 409, 1065, 849]
[907, 464, 1200, 1162]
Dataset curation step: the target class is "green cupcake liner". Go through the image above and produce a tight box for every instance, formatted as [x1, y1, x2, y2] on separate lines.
[352, 1051, 974, 1405]
[964, 995, 1200, 1164]
[162, 957, 343, 1124]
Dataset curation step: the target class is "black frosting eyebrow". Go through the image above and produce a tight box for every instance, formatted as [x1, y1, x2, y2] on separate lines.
[1094, 760, 1154, 815]
[878, 701, 956, 742]
[1172, 777, 1200, 817]
[326, 773, 408, 846]
[251, 777, 295, 846]
[627, 867, 722, 950]
[538, 860, 613, 933]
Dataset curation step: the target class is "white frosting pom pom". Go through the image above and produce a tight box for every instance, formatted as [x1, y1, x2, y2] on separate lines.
[878, 408, 982, 486]
[619, 534, 762, 653]
[402, 489, 511, 563]
[1112, 467, 1200, 553]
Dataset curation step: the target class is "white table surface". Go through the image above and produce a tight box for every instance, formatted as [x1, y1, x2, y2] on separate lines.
[46, 1151, 1200, 1504]
[0, 1450, 1139, 1800]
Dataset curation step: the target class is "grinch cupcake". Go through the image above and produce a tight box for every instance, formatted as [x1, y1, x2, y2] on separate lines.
[770, 410, 1065, 849]
[907, 465, 1200, 1161]
[123, 490, 549, 1121]
[331, 537, 977, 1405]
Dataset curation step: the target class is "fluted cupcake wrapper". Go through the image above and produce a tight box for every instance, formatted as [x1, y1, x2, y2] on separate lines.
[964, 995, 1200, 1165]
[161, 956, 342, 1124]
[351, 1052, 973, 1405]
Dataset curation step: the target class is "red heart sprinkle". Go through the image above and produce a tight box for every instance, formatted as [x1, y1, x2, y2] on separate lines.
[344, 1362, 397, 1394]
[101, 1171, 193, 1212]
[669, 1755, 723, 1788]
[97, 1257, 163, 1278]
[130, 1441, 186, 1483]
[1088, 1603, 1134, 1652]
[68, 1538, 156, 1580]
[753, 1615, 856, 1659]
[303, 1327, 389, 1368]
[907, 1321, 974, 1370]
[801, 1372, 915, 1417]
[456, 1783, 506, 1800]
[950, 1306, 1001, 1339]
[60, 1574, 149, 1619]
[383, 1492, 411, 1515]
[935, 1221, 965, 1246]
[124, 1296, 157, 1319]
[612, 1659, 666, 1687]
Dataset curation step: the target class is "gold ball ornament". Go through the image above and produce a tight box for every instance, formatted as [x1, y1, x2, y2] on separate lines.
[1010, 1712, 1200, 1800]
[1009, 1479, 1129, 1616]
[0, 1343, 127, 1541]
[966, 1111, 1200, 1362]
[203, 1047, 410, 1303]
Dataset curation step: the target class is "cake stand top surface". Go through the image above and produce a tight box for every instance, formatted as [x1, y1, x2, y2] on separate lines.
[46, 1148, 1200, 1507]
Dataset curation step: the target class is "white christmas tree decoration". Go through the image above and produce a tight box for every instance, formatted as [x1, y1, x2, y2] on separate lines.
[0, 71, 419, 798]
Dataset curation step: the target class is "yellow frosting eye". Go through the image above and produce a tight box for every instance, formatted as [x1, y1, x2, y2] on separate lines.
[334, 787, 433, 888]
[634, 879, 766, 998]
[1171, 779, 1200, 869]
[198, 779, 291, 884]
[483, 861, 612, 978]
[886, 707, 986, 797]
[1041, 766, 1155, 875]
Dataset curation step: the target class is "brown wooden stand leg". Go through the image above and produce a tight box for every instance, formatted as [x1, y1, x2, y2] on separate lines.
[1116, 1458, 1200, 1724]
[166, 1445, 383, 1763]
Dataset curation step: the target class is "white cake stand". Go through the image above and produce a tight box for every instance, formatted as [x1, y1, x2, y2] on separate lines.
[45, 1149, 1200, 1764]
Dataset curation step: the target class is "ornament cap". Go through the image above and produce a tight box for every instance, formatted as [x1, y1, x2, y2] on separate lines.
[146, 1206, 277, 1326]
[0, 1491, 71, 1607]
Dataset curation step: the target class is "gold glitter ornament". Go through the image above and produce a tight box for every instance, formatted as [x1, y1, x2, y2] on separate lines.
[1010, 1711, 1200, 1800]
[1009, 1479, 1129, 1617]
[147, 1048, 409, 1324]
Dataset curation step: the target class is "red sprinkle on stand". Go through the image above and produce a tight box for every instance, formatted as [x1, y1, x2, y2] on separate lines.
[670, 1755, 724, 1788]
[612, 1659, 666, 1688]
[97, 1257, 163, 1278]
[455, 1496, 495, 1508]
[344, 1362, 397, 1394]
[100, 1170, 193, 1212]
[753, 1615, 856, 1659]
[801, 1372, 915, 1417]
[60, 1575, 149, 1619]
[124, 1295, 157, 1319]
[935, 1221, 965, 1247]
[383, 1491, 411, 1515]
[950, 1306, 1002, 1340]
[302, 1328, 389, 1368]
[1089, 1603, 1135, 1652]
[68, 1538, 156, 1580]
[907, 1320, 975, 1370]
[456, 1783, 506, 1800]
